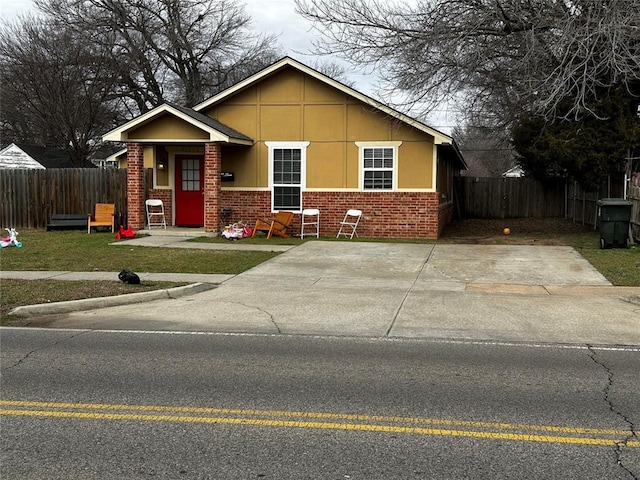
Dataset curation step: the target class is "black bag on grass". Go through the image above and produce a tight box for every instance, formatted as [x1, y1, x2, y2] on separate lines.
[118, 268, 140, 285]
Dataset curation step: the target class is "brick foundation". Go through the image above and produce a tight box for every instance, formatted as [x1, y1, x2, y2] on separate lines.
[438, 202, 454, 237]
[220, 190, 451, 239]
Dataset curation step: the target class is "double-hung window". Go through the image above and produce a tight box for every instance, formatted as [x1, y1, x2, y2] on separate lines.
[357, 142, 401, 191]
[266, 141, 309, 212]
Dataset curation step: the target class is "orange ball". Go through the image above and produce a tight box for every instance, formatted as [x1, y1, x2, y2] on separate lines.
[503, 228, 511, 235]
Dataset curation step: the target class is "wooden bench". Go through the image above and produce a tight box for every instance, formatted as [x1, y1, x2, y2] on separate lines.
[46, 214, 88, 231]
[88, 203, 115, 234]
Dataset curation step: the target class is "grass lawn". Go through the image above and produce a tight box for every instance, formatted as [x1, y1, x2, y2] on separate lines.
[0, 279, 188, 320]
[0, 230, 280, 320]
[1, 230, 279, 274]
[1, 219, 638, 321]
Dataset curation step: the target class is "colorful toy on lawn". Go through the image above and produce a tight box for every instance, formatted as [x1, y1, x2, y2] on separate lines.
[115, 225, 137, 240]
[221, 222, 252, 240]
[0, 228, 23, 248]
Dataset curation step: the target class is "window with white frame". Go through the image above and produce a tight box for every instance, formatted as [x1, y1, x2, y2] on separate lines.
[357, 142, 401, 190]
[266, 141, 309, 211]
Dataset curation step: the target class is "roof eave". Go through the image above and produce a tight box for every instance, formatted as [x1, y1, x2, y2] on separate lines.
[102, 104, 252, 144]
[438, 142, 468, 170]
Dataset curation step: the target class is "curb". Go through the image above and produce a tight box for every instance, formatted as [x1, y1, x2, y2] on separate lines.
[8, 283, 217, 318]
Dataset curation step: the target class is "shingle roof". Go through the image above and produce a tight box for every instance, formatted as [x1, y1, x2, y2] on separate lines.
[14, 144, 79, 168]
[166, 103, 253, 142]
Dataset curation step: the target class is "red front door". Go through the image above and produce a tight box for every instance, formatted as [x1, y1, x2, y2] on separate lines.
[175, 155, 204, 226]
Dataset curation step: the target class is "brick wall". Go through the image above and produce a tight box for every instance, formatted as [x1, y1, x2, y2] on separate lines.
[126, 143, 145, 230]
[204, 143, 221, 232]
[438, 202, 454, 237]
[220, 190, 447, 238]
[148, 189, 173, 227]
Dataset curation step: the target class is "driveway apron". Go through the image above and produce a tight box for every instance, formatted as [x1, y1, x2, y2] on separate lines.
[44, 242, 640, 345]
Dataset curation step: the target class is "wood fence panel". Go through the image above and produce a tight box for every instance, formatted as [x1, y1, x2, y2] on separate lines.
[456, 177, 566, 218]
[456, 176, 632, 229]
[0, 169, 128, 229]
[629, 181, 640, 242]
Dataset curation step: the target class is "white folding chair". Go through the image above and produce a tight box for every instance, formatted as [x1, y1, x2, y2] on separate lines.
[301, 208, 320, 239]
[336, 209, 362, 239]
[145, 199, 167, 229]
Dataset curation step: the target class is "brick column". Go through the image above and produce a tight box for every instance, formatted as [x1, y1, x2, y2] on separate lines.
[204, 143, 221, 233]
[126, 143, 145, 230]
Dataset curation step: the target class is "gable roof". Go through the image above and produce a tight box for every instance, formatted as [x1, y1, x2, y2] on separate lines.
[103, 103, 253, 144]
[194, 56, 457, 148]
[0, 143, 79, 169]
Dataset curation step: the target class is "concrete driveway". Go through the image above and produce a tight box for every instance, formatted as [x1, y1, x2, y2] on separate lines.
[30, 242, 640, 346]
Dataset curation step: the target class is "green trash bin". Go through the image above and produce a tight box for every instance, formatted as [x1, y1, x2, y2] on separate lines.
[597, 198, 632, 249]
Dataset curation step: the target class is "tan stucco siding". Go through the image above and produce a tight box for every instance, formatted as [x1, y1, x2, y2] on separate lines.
[143, 147, 154, 168]
[129, 114, 209, 140]
[118, 146, 160, 169]
[207, 66, 437, 190]
[306, 142, 345, 188]
[260, 105, 303, 141]
[215, 105, 258, 139]
[394, 121, 435, 189]
[226, 85, 258, 104]
[221, 146, 260, 187]
[346, 104, 392, 141]
[303, 104, 346, 142]
[303, 76, 349, 103]
[398, 142, 432, 189]
[259, 69, 303, 103]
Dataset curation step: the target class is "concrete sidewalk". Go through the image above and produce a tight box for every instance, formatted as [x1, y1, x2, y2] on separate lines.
[4, 240, 640, 346]
[0, 270, 234, 284]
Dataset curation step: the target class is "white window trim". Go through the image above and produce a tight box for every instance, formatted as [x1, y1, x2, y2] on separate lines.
[356, 141, 402, 191]
[266, 141, 309, 213]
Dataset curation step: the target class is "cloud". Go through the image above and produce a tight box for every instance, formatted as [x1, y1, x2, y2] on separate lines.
[0, 0, 35, 19]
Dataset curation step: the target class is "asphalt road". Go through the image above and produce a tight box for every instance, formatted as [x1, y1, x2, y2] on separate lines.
[1, 328, 639, 479]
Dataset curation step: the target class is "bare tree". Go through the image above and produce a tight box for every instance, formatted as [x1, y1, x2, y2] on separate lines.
[0, 18, 120, 166]
[452, 125, 515, 177]
[295, 0, 640, 125]
[307, 59, 356, 87]
[35, 0, 283, 111]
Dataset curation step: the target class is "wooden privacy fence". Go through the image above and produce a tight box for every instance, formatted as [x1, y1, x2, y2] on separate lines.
[0, 169, 128, 229]
[565, 178, 625, 228]
[455, 177, 566, 218]
[456, 175, 639, 241]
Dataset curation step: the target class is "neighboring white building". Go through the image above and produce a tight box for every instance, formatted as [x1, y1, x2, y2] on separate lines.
[0, 143, 78, 169]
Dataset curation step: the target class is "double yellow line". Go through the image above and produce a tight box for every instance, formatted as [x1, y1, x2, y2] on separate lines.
[1, 400, 637, 447]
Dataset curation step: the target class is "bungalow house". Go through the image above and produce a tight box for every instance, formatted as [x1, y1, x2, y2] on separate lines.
[0, 143, 80, 169]
[103, 57, 467, 238]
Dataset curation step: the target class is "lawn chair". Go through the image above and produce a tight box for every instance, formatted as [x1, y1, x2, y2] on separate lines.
[145, 199, 167, 229]
[88, 203, 115, 234]
[301, 208, 320, 239]
[252, 211, 294, 239]
[336, 209, 362, 239]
